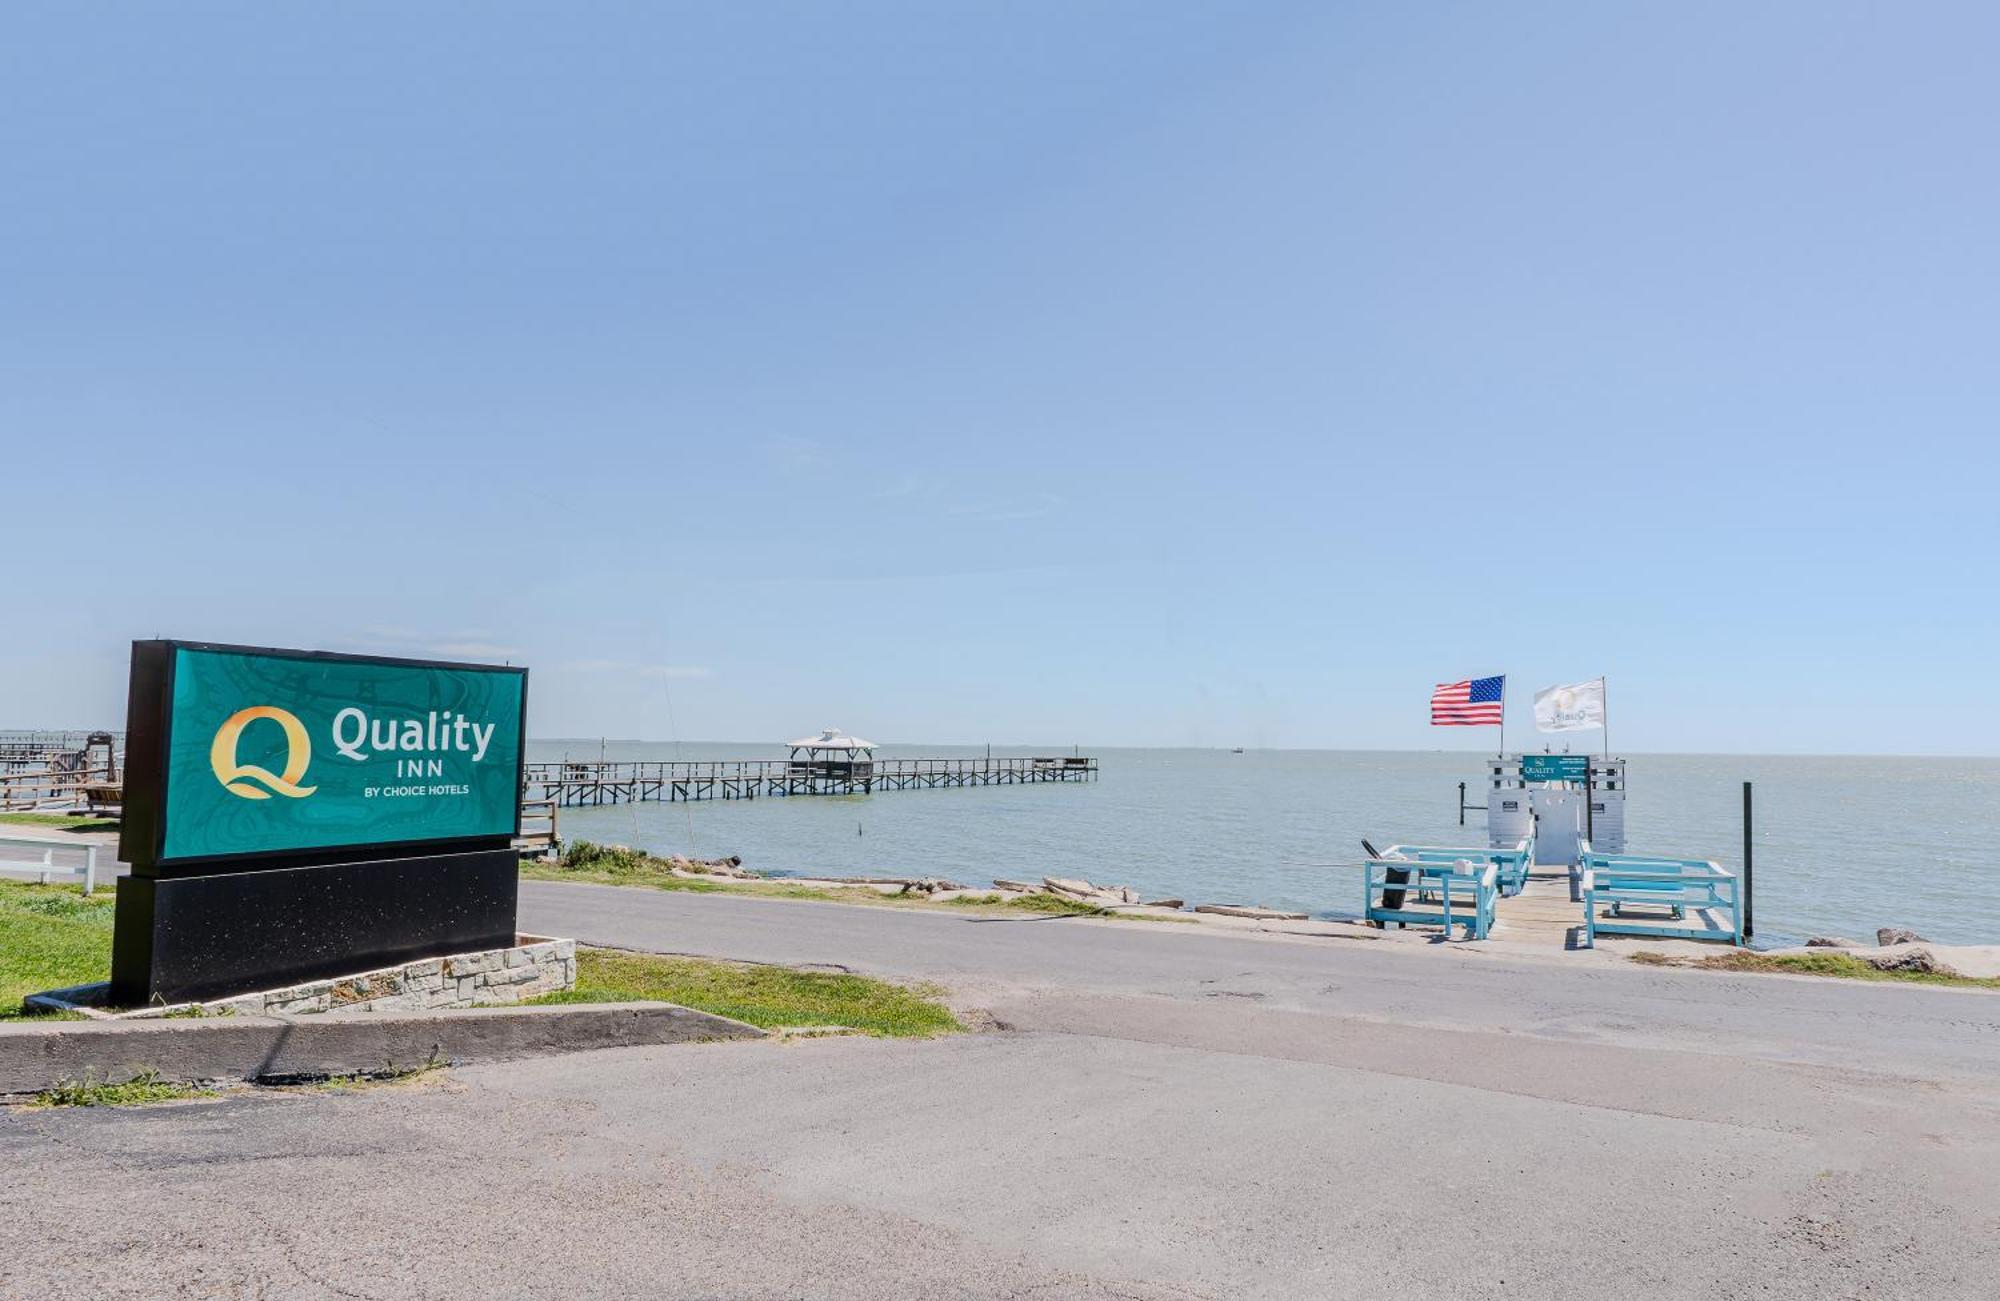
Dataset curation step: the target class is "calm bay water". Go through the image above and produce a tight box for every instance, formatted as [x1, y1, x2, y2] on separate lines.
[533, 741, 2000, 947]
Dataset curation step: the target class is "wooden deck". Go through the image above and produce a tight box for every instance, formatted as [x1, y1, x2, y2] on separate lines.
[1491, 872, 1591, 947]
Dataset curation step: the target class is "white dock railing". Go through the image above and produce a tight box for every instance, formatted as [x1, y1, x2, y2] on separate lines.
[0, 837, 99, 895]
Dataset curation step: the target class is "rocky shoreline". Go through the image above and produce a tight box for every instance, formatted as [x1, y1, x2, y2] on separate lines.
[673, 856, 1303, 920]
[1795, 927, 1979, 977]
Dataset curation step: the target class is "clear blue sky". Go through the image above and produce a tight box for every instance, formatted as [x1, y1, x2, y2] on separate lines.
[4, 3, 1995, 753]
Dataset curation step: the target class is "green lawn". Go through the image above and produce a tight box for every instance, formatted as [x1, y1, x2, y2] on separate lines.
[529, 946, 961, 1037]
[0, 879, 115, 1018]
[0, 812, 119, 832]
[0, 880, 960, 1036]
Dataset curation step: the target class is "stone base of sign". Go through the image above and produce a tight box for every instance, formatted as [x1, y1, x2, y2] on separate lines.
[28, 934, 575, 1020]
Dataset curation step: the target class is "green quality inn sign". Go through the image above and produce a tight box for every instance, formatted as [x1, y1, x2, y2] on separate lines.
[112, 640, 529, 1007]
[154, 644, 526, 862]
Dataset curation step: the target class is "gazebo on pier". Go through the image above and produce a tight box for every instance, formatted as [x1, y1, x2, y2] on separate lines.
[785, 729, 877, 783]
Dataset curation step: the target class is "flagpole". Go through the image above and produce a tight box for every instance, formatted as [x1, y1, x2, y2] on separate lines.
[1600, 675, 1609, 758]
[1499, 674, 1507, 761]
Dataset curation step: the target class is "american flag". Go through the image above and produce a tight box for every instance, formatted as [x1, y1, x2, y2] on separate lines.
[1431, 675, 1505, 726]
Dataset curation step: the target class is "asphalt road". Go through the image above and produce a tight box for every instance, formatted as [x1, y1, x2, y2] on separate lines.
[6, 880, 1999, 1299]
[517, 879, 2000, 1079]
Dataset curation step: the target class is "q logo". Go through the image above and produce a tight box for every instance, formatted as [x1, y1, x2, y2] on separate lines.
[210, 706, 319, 800]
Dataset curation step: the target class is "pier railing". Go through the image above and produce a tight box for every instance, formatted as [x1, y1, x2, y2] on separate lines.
[1366, 836, 1536, 897]
[522, 755, 1097, 806]
[0, 762, 121, 811]
[1361, 857, 1498, 940]
[1578, 845, 1742, 948]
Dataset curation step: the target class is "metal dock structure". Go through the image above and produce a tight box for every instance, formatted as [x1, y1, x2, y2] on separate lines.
[522, 755, 1099, 807]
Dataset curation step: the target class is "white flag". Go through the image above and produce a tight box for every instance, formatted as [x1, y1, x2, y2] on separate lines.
[1534, 678, 1606, 733]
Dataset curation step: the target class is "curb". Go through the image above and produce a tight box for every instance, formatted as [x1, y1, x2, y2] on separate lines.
[0, 1001, 765, 1095]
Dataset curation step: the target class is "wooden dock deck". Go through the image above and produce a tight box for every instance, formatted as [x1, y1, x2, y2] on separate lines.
[522, 755, 1098, 807]
[1492, 871, 1590, 947]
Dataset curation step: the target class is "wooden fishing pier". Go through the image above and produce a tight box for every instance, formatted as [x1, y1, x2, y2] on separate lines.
[521, 755, 1098, 807]
[0, 731, 123, 811]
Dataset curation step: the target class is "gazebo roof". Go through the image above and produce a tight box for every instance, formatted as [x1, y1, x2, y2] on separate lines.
[786, 728, 877, 752]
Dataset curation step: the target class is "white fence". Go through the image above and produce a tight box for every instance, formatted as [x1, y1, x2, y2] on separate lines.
[0, 837, 99, 895]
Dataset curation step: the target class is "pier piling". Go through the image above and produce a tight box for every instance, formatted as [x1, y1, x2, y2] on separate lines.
[1742, 780, 1755, 940]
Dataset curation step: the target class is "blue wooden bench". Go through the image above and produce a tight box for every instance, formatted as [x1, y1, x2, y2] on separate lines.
[1362, 857, 1498, 940]
[1578, 843, 1742, 948]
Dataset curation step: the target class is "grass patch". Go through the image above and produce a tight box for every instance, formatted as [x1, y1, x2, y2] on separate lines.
[556, 839, 766, 879]
[0, 812, 118, 832]
[1630, 948, 2000, 989]
[944, 891, 1110, 917]
[528, 946, 961, 1038]
[34, 1069, 215, 1108]
[526, 844, 1186, 922]
[0, 879, 114, 1019]
[941, 890, 1190, 921]
[523, 860, 865, 903]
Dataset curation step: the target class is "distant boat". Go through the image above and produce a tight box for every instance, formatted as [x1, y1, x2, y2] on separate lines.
[1230, 747, 1245, 754]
